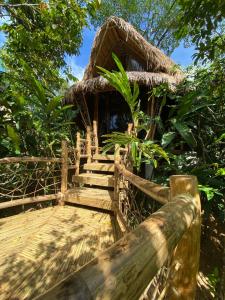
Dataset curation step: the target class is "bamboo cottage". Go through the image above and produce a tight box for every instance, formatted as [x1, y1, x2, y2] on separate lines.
[65, 16, 184, 140]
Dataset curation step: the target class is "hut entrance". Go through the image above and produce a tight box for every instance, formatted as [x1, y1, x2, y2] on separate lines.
[96, 92, 132, 145]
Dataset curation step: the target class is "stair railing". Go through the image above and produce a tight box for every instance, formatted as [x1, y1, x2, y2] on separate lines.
[38, 168, 201, 300]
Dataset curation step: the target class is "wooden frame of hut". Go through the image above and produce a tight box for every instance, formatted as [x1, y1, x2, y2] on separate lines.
[65, 16, 183, 143]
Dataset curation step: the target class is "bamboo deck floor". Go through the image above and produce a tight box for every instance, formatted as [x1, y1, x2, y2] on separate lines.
[0, 205, 121, 299]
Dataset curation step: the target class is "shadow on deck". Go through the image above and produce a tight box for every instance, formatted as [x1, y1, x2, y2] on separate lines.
[0, 205, 122, 299]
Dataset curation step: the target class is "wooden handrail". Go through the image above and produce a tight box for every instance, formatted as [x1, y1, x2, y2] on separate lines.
[0, 156, 61, 164]
[36, 193, 198, 300]
[0, 194, 60, 210]
[115, 162, 169, 204]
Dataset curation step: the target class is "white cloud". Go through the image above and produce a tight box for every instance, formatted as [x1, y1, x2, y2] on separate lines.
[64, 54, 85, 81]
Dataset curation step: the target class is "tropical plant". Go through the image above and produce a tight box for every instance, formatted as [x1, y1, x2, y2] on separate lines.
[97, 53, 169, 170]
[0, 61, 78, 157]
[152, 61, 225, 220]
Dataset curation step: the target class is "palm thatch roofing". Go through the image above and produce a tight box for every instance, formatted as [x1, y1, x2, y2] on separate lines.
[65, 16, 184, 103]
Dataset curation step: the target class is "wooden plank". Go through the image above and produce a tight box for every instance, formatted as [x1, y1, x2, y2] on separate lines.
[115, 162, 169, 204]
[0, 194, 59, 210]
[93, 154, 114, 161]
[0, 156, 61, 164]
[83, 163, 114, 172]
[37, 195, 199, 300]
[72, 173, 114, 187]
[0, 205, 118, 300]
[66, 191, 114, 211]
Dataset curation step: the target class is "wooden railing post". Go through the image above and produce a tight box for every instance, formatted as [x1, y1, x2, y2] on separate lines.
[93, 120, 99, 155]
[86, 126, 91, 164]
[168, 175, 201, 299]
[75, 132, 80, 176]
[114, 145, 129, 232]
[60, 140, 68, 206]
[114, 144, 120, 203]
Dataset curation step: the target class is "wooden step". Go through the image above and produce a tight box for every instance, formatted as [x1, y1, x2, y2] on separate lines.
[65, 187, 114, 211]
[72, 173, 114, 187]
[93, 154, 115, 161]
[83, 163, 115, 172]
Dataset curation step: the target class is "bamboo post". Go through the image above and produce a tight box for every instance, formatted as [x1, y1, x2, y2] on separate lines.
[168, 175, 201, 299]
[93, 120, 99, 155]
[60, 140, 68, 206]
[86, 126, 91, 164]
[113, 145, 129, 232]
[75, 132, 81, 176]
[114, 144, 120, 202]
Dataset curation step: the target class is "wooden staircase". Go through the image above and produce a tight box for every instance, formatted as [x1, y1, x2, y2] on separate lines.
[66, 131, 117, 211]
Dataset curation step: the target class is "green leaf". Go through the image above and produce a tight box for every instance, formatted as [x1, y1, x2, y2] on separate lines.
[7, 125, 20, 153]
[171, 119, 197, 148]
[198, 184, 223, 201]
[46, 96, 62, 112]
[161, 132, 176, 147]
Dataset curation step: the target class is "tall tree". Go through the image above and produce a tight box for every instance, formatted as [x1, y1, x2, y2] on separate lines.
[0, 0, 99, 89]
[91, 0, 180, 55]
[175, 0, 225, 62]
[0, 0, 100, 156]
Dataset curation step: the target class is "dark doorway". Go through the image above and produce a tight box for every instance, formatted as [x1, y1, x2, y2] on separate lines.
[98, 92, 132, 145]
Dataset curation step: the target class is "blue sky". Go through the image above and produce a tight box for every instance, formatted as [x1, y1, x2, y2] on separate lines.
[1, 25, 195, 78]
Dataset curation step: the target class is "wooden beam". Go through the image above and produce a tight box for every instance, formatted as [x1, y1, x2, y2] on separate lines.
[93, 120, 99, 155]
[168, 175, 201, 299]
[94, 94, 99, 125]
[115, 163, 169, 204]
[60, 140, 68, 205]
[0, 194, 59, 210]
[37, 194, 198, 300]
[86, 126, 92, 164]
[75, 132, 81, 176]
[0, 156, 61, 164]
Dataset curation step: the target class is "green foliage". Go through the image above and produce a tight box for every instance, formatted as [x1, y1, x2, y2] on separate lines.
[0, 66, 78, 156]
[91, 0, 180, 55]
[0, 0, 99, 87]
[175, 0, 225, 62]
[0, 0, 99, 156]
[154, 60, 225, 219]
[98, 54, 169, 170]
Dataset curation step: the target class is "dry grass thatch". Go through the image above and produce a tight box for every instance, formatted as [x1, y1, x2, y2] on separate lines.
[66, 72, 179, 103]
[65, 16, 184, 103]
[83, 16, 183, 80]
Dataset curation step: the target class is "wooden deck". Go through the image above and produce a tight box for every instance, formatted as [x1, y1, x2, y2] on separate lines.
[0, 205, 121, 299]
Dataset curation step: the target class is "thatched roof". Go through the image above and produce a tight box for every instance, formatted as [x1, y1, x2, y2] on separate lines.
[65, 16, 183, 103]
[67, 72, 179, 97]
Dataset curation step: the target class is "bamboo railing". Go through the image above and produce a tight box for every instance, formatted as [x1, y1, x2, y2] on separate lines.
[0, 141, 69, 210]
[37, 175, 201, 300]
[36, 146, 201, 300]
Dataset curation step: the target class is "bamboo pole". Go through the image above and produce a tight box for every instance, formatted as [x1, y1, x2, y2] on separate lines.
[86, 126, 92, 164]
[0, 194, 59, 210]
[60, 140, 68, 206]
[75, 132, 81, 176]
[168, 175, 201, 300]
[0, 157, 61, 164]
[93, 120, 99, 155]
[113, 145, 129, 232]
[115, 162, 169, 204]
[37, 194, 198, 300]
